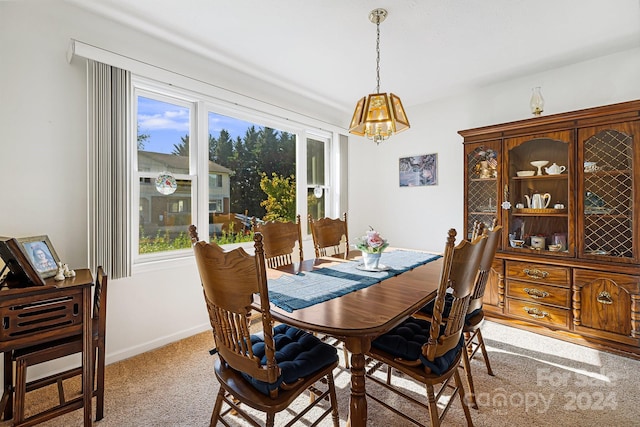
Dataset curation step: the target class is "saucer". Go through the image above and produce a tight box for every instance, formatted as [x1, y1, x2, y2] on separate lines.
[356, 264, 390, 272]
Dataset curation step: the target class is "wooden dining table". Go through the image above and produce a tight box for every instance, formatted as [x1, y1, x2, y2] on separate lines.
[263, 255, 443, 427]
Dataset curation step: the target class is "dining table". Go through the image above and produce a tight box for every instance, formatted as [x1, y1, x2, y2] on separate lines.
[261, 249, 443, 427]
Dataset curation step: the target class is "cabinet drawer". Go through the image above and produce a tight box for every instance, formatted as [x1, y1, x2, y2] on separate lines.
[505, 299, 571, 329]
[0, 289, 84, 343]
[507, 280, 571, 308]
[506, 261, 570, 287]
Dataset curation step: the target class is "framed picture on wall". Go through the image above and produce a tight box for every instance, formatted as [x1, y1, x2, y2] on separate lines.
[17, 235, 60, 279]
[0, 236, 46, 287]
[399, 153, 438, 187]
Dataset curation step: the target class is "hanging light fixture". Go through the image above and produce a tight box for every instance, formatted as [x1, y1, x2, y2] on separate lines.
[349, 8, 410, 144]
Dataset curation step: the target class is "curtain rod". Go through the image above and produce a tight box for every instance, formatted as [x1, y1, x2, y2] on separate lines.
[67, 39, 346, 135]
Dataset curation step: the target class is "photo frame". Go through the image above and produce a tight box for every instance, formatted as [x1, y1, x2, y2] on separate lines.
[0, 236, 46, 287]
[17, 235, 60, 279]
[399, 153, 438, 187]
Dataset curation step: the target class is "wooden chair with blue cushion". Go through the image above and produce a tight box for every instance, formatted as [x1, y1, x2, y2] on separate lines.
[414, 220, 501, 409]
[189, 226, 340, 427]
[460, 223, 501, 408]
[365, 228, 486, 426]
[252, 214, 304, 269]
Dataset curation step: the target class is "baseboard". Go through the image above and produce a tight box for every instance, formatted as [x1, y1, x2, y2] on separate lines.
[105, 323, 211, 365]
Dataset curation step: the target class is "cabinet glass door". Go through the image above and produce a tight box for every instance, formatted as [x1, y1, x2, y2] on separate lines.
[578, 121, 640, 263]
[464, 141, 501, 240]
[504, 131, 573, 256]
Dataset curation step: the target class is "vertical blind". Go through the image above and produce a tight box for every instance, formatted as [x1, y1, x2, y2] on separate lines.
[88, 60, 131, 279]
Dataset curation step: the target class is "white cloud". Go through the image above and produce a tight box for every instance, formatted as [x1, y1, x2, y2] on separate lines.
[138, 110, 189, 131]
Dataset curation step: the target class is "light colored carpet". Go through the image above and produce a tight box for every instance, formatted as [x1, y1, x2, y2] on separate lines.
[3, 320, 639, 426]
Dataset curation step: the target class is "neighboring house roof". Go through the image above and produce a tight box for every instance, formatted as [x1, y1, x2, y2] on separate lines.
[138, 151, 233, 174]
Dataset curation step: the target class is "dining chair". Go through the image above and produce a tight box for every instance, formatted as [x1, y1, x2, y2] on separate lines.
[414, 220, 501, 409]
[10, 266, 108, 424]
[470, 219, 486, 240]
[188, 225, 340, 427]
[460, 223, 502, 408]
[365, 228, 486, 426]
[307, 213, 357, 366]
[252, 214, 304, 269]
[308, 212, 359, 259]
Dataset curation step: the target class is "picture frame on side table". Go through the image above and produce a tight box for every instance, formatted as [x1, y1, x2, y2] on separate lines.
[0, 236, 46, 287]
[399, 153, 438, 187]
[17, 235, 60, 279]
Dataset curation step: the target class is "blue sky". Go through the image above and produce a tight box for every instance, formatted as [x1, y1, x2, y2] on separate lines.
[137, 96, 257, 154]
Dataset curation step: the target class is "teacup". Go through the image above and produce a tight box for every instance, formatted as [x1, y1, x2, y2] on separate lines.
[510, 239, 525, 248]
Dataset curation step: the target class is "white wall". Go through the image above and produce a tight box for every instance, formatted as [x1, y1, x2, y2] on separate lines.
[1, 1, 640, 380]
[347, 49, 640, 252]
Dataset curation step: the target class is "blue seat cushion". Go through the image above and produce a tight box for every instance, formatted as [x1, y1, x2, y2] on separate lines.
[241, 324, 338, 395]
[420, 294, 481, 325]
[371, 317, 463, 376]
[466, 307, 482, 323]
[418, 294, 453, 318]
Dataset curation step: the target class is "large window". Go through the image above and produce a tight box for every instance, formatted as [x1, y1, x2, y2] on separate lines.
[133, 78, 333, 262]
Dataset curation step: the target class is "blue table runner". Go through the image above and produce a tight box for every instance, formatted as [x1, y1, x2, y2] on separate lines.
[267, 250, 441, 312]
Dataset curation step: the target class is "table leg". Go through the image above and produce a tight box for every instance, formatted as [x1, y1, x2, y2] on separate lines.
[344, 338, 371, 427]
[82, 286, 92, 426]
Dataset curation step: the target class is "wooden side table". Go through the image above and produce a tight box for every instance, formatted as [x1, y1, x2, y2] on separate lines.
[0, 269, 94, 426]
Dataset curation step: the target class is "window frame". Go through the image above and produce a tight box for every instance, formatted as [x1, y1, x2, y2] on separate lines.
[131, 76, 339, 266]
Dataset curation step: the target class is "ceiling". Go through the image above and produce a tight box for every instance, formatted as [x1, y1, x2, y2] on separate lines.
[68, 0, 640, 113]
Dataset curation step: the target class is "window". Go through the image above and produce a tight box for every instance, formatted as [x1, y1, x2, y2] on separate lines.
[307, 136, 328, 221]
[133, 77, 337, 263]
[136, 93, 195, 258]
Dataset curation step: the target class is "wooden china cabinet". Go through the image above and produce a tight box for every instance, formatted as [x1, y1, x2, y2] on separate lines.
[460, 100, 640, 358]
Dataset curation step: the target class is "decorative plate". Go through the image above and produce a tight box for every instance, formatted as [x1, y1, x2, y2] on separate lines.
[155, 173, 177, 195]
[356, 264, 390, 272]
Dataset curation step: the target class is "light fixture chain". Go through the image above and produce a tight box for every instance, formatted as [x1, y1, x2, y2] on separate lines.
[375, 16, 381, 94]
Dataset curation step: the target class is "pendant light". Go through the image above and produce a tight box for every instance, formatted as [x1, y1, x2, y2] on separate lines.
[349, 8, 410, 144]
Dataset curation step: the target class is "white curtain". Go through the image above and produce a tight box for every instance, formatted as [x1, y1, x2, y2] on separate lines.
[88, 60, 131, 279]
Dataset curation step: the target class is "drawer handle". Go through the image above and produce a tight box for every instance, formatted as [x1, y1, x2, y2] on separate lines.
[596, 291, 613, 305]
[522, 268, 549, 279]
[523, 306, 549, 319]
[524, 288, 549, 299]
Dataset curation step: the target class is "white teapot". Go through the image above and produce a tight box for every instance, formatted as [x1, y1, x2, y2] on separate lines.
[525, 192, 551, 209]
[544, 163, 566, 175]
